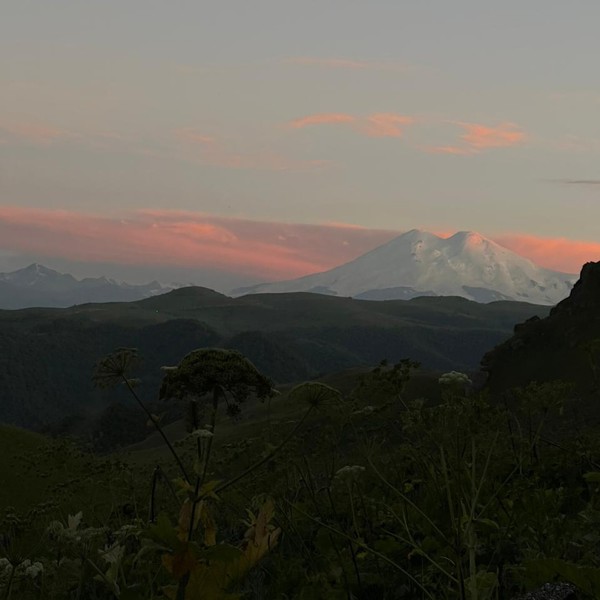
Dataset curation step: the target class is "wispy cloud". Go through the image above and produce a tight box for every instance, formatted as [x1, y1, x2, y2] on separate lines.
[0, 207, 396, 280]
[173, 128, 331, 171]
[288, 112, 413, 138]
[173, 128, 216, 144]
[361, 113, 414, 138]
[289, 113, 357, 129]
[0, 121, 79, 145]
[0, 120, 138, 152]
[421, 122, 526, 156]
[456, 121, 525, 150]
[283, 56, 410, 72]
[557, 179, 600, 185]
[495, 233, 600, 274]
[421, 145, 475, 155]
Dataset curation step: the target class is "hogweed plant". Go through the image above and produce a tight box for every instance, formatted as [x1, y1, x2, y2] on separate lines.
[91, 347, 332, 598]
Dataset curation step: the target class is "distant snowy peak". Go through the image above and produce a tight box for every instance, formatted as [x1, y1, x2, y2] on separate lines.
[0, 263, 76, 287]
[233, 230, 577, 306]
[0, 264, 183, 309]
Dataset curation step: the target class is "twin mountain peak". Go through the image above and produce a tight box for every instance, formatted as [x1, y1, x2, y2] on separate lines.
[233, 229, 576, 306]
[0, 230, 579, 308]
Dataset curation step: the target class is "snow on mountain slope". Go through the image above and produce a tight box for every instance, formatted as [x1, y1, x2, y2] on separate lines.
[0, 263, 77, 289]
[233, 230, 576, 305]
[0, 264, 182, 309]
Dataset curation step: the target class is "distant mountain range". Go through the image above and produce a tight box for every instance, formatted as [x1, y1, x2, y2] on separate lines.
[0, 263, 180, 309]
[234, 230, 577, 306]
[0, 230, 579, 310]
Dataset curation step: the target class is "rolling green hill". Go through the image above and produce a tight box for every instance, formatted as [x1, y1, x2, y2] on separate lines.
[0, 287, 550, 430]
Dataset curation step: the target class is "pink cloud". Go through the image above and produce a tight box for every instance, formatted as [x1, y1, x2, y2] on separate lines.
[421, 122, 526, 156]
[456, 121, 525, 149]
[0, 207, 397, 280]
[288, 113, 357, 129]
[173, 128, 216, 144]
[288, 112, 414, 138]
[0, 121, 78, 145]
[494, 234, 600, 274]
[362, 113, 414, 138]
[198, 148, 330, 172]
[421, 145, 475, 155]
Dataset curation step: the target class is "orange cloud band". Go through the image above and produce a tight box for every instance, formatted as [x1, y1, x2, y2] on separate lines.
[289, 113, 357, 129]
[494, 234, 600, 274]
[289, 112, 413, 138]
[0, 206, 595, 279]
[0, 206, 396, 279]
[456, 121, 525, 149]
[0, 121, 78, 145]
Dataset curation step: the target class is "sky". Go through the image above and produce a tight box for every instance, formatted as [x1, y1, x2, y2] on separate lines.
[1, 1, 600, 289]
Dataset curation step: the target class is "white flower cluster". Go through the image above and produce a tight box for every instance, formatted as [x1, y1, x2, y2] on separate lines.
[191, 428, 214, 439]
[438, 371, 472, 386]
[115, 523, 140, 539]
[46, 512, 108, 545]
[335, 465, 366, 482]
[352, 405, 375, 416]
[0, 558, 44, 579]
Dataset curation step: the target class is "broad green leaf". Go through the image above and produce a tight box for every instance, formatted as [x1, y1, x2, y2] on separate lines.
[147, 513, 179, 549]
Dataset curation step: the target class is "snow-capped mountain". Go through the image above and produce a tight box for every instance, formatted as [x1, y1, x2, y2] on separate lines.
[0, 264, 179, 309]
[233, 230, 577, 305]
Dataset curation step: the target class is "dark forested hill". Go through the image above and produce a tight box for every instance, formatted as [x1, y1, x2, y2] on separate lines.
[482, 261, 600, 400]
[0, 287, 550, 429]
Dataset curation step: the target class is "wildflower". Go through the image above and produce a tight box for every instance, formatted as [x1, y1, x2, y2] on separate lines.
[438, 371, 472, 386]
[335, 465, 366, 482]
[352, 405, 375, 416]
[191, 428, 214, 439]
[100, 543, 125, 565]
[116, 524, 140, 538]
[0, 558, 12, 576]
[289, 382, 341, 408]
[93, 348, 139, 389]
[24, 561, 44, 578]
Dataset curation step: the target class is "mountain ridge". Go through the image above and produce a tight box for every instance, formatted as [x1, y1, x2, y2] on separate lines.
[0, 288, 550, 429]
[0, 263, 181, 309]
[233, 229, 576, 306]
[482, 260, 600, 398]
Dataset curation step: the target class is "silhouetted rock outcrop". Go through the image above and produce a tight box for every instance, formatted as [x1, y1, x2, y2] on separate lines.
[550, 261, 600, 313]
[482, 261, 600, 397]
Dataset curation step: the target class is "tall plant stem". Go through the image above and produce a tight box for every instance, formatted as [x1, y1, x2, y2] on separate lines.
[286, 500, 436, 600]
[149, 465, 179, 523]
[187, 386, 220, 542]
[122, 376, 190, 484]
[213, 404, 315, 496]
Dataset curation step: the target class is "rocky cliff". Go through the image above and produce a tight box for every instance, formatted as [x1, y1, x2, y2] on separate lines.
[482, 262, 600, 398]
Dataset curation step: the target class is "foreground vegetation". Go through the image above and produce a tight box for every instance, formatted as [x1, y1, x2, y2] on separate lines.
[0, 289, 549, 430]
[2, 348, 600, 599]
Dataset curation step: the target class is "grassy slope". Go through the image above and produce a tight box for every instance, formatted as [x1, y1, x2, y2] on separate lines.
[0, 288, 550, 429]
[0, 426, 48, 508]
[0, 425, 149, 522]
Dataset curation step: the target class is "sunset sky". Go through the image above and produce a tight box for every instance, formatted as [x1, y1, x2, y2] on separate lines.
[2, 1, 600, 289]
